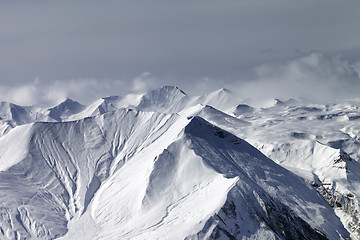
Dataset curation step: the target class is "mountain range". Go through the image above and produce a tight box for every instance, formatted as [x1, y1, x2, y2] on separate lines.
[0, 86, 359, 239]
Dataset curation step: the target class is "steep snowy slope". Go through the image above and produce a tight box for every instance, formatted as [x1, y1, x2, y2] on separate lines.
[182, 117, 347, 239]
[0, 109, 185, 239]
[57, 117, 349, 239]
[136, 86, 189, 113]
[0, 124, 34, 171]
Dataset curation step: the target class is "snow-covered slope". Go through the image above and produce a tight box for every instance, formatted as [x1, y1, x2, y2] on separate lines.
[218, 98, 360, 239]
[0, 109, 185, 239]
[0, 86, 359, 239]
[136, 86, 189, 113]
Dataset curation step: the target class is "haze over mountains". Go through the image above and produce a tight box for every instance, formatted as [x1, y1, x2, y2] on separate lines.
[0, 86, 359, 239]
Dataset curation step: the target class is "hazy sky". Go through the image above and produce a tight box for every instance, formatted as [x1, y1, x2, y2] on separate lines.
[1, 0, 359, 105]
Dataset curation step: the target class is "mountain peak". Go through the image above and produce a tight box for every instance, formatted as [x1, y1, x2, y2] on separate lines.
[197, 88, 242, 113]
[0, 101, 30, 125]
[102, 95, 121, 101]
[53, 97, 83, 108]
[48, 98, 85, 121]
[157, 85, 187, 95]
[233, 104, 255, 116]
[136, 86, 189, 113]
[274, 98, 285, 106]
[217, 87, 232, 93]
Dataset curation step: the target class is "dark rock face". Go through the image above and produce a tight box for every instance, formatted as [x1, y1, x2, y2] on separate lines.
[317, 185, 360, 238]
[189, 189, 332, 240]
[212, 196, 328, 240]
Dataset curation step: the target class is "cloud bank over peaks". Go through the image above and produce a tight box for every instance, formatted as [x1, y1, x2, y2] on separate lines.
[0, 52, 358, 107]
[0, 78, 129, 107]
[132, 72, 161, 93]
[235, 52, 360, 103]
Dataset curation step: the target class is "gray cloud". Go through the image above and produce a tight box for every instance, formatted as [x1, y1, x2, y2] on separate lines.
[0, 78, 127, 106]
[233, 52, 360, 104]
[0, 1, 359, 104]
[1, 52, 358, 107]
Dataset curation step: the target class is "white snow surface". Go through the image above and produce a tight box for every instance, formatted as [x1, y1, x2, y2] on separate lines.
[0, 86, 359, 239]
[0, 124, 34, 171]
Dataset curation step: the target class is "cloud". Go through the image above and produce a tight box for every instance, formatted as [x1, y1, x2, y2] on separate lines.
[0, 78, 129, 107]
[1, 1, 359, 86]
[0, 53, 358, 107]
[0, 84, 39, 106]
[353, 61, 360, 79]
[132, 72, 160, 93]
[234, 52, 360, 103]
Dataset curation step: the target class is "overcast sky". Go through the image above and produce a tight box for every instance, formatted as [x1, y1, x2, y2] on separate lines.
[1, 0, 359, 105]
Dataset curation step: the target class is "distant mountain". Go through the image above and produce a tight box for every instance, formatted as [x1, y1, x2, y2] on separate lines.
[0, 86, 359, 239]
[232, 104, 255, 117]
[0, 102, 48, 136]
[189, 88, 243, 113]
[0, 87, 245, 126]
[136, 85, 189, 113]
[47, 98, 85, 121]
[0, 102, 31, 125]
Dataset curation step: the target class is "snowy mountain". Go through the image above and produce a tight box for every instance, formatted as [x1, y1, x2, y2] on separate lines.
[136, 86, 189, 113]
[231, 104, 255, 117]
[47, 98, 85, 122]
[0, 86, 359, 239]
[188, 88, 244, 114]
